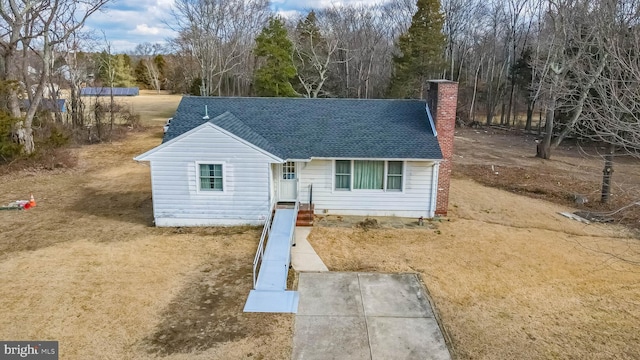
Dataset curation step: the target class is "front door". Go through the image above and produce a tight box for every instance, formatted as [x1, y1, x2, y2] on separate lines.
[279, 162, 298, 201]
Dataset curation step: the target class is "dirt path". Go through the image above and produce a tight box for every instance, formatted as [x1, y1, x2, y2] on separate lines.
[454, 127, 640, 227]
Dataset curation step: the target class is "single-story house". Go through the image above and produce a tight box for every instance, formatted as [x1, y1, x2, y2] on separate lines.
[134, 80, 458, 226]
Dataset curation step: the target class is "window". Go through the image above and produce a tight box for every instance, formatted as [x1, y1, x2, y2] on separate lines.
[354, 160, 384, 189]
[334, 160, 403, 191]
[199, 164, 223, 191]
[387, 161, 403, 190]
[283, 162, 296, 179]
[335, 160, 351, 190]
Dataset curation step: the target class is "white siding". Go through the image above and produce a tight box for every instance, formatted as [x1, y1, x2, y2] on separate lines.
[144, 126, 278, 226]
[298, 159, 435, 218]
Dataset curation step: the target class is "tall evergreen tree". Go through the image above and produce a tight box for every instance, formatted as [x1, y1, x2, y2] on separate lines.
[96, 52, 136, 88]
[253, 17, 298, 97]
[134, 60, 150, 87]
[388, 0, 446, 98]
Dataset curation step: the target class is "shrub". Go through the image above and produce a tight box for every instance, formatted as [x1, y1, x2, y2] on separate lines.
[0, 111, 23, 162]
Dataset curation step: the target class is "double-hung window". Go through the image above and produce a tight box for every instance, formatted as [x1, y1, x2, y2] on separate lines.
[335, 160, 351, 190]
[334, 160, 403, 191]
[386, 161, 403, 191]
[199, 164, 223, 191]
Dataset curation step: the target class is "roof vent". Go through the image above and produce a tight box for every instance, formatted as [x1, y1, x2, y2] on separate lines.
[203, 105, 210, 120]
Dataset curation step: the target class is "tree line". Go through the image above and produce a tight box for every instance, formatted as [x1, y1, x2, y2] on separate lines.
[165, 0, 640, 202]
[2, 0, 639, 202]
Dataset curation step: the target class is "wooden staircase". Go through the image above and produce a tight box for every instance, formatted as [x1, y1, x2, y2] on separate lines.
[296, 203, 314, 226]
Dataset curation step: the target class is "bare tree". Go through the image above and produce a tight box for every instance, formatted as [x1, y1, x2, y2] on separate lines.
[58, 30, 95, 129]
[169, 0, 270, 96]
[134, 42, 164, 93]
[442, 0, 483, 81]
[317, 5, 393, 98]
[290, 11, 340, 98]
[502, 0, 537, 126]
[570, 0, 640, 202]
[533, 0, 593, 159]
[97, 37, 116, 136]
[0, 0, 110, 154]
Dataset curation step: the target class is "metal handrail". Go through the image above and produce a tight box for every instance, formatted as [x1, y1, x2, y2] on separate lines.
[252, 200, 275, 289]
[308, 184, 313, 223]
[290, 200, 299, 246]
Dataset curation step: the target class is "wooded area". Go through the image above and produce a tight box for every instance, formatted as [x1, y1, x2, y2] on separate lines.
[1, 0, 639, 202]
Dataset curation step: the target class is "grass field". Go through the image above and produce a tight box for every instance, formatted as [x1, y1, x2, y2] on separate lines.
[310, 180, 639, 359]
[0, 92, 638, 359]
[0, 93, 292, 359]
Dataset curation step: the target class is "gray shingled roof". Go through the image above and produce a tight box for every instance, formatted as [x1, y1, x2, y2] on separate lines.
[164, 96, 442, 160]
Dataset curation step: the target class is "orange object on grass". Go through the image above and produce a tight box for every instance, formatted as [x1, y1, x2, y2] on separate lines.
[29, 194, 36, 207]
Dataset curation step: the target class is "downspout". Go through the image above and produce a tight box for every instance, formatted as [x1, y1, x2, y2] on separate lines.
[429, 162, 440, 218]
[149, 162, 157, 225]
[267, 163, 272, 222]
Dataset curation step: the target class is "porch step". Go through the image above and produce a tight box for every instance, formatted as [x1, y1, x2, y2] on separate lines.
[296, 217, 314, 226]
[296, 203, 314, 227]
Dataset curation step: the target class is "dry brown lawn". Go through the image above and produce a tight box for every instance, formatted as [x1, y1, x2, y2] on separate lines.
[0, 93, 292, 359]
[310, 180, 640, 359]
[1, 93, 639, 359]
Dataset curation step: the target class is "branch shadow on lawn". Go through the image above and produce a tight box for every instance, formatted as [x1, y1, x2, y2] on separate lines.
[142, 258, 287, 356]
[70, 187, 154, 226]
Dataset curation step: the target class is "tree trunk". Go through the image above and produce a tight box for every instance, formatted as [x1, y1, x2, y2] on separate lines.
[600, 142, 615, 203]
[71, 85, 80, 128]
[486, 107, 494, 126]
[470, 60, 481, 122]
[506, 78, 516, 126]
[537, 110, 543, 135]
[110, 85, 115, 137]
[536, 108, 554, 159]
[525, 100, 534, 131]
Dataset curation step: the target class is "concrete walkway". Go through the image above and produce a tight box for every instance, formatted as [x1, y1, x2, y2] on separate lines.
[292, 272, 451, 360]
[291, 227, 328, 272]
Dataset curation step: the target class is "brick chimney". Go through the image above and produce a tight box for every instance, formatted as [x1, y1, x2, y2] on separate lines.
[427, 80, 458, 216]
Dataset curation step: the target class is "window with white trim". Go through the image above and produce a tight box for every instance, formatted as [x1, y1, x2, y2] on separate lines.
[387, 161, 403, 191]
[334, 160, 403, 191]
[335, 160, 351, 190]
[199, 164, 223, 191]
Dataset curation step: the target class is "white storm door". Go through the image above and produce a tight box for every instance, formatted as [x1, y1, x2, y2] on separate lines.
[279, 162, 298, 201]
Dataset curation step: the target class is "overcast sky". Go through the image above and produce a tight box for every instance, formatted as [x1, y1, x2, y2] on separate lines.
[85, 0, 386, 52]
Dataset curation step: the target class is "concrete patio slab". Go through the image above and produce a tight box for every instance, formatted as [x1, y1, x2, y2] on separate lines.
[367, 317, 451, 360]
[359, 273, 433, 317]
[291, 227, 329, 272]
[293, 272, 451, 360]
[292, 316, 370, 360]
[297, 272, 363, 316]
